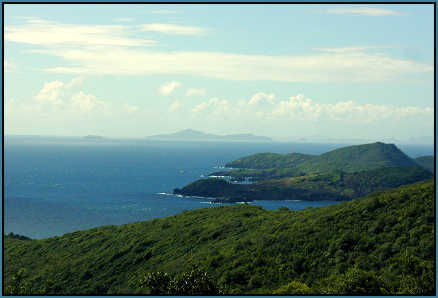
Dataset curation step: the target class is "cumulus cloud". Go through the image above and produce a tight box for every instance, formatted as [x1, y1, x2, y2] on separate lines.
[159, 81, 181, 96]
[71, 91, 105, 113]
[192, 98, 230, 116]
[189, 93, 433, 126]
[33, 77, 107, 114]
[186, 88, 206, 96]
[34, 77, 84, 104]
[139, 23, 207, 35]
[66, 76, 85, 88]
[35, 81, 66, 104]
[5, 18, 155, 47]
[325, 7, 403, 16]
[248, 92, 275, 105]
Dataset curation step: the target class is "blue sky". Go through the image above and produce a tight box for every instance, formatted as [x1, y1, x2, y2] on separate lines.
[4, 4, 434, 142]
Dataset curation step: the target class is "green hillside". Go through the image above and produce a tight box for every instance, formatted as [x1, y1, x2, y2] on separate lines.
[414, 155, 434, 173]
[4, 180, 435, 295]
[226, 152, 317, 169]
[176, 166, 432, 202]
[226, 142, 417, 174]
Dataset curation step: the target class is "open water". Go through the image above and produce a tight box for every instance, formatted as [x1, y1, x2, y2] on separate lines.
[4, 136, 433, 239]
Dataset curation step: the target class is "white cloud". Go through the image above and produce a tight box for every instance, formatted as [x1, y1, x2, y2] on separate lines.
[45, 67, 90, 74]
[34, 77, 84, 105]
[192, 98, 230, 116]
[169, 101, 182, 112]
[71, 91, 105, 113]
[33, 77, 106, 114]
[35, 81, 65, 104]
[316, 46, 396, 53]
[159, 81, 181, 96]
[248, 92, 275, 105]
[190, 93, 433, 125]
[40, 48, 432, 83]
[66, 76, 85, 88]
[186, 88, 206, 96]
[139, 24, 207, 35]
[5, 18, 156, 47]
[326, 7, 403, 16]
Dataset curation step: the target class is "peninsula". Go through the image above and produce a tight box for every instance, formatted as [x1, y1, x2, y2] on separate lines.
[174, 142, 433, 203]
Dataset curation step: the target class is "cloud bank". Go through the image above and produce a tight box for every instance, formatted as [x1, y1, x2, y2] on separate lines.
[326, 7, 403, 16]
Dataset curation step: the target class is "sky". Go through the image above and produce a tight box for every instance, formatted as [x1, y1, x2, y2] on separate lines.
[3, 4, 435, 143]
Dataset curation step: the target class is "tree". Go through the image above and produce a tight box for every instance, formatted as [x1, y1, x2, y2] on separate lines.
[139, 265, 222, 295]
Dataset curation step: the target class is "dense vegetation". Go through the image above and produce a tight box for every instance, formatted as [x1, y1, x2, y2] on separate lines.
[414, 155, 434, 173]
[226, 142, 416, 173]
[175, 166, 432, 202]
[4, 180, 435, 295]
[177, 142, 432, 202]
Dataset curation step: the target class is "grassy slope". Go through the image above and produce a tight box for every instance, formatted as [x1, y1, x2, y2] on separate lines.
[414, 155, 435, 173]
[4, 180, 435, 295]
[226, 142, 417, 173]
[176, 166, 432, 202]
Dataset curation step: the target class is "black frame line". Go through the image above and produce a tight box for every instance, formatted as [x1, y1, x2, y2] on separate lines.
[1, 1, 436, 296]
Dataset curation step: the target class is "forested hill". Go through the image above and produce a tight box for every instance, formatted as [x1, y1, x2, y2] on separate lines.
[4, 180, 435, 295]
[226, 142, 417, 172]
[175, 166, 432, 202]
[177, 142, 432, 202]
[414, 155, 435, 173]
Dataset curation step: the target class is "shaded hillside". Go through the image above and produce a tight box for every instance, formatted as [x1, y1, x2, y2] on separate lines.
[225, 152, 316, 169]
[4, 180, 435, 295]
[175, 166, 432, 202]
[414, 156, 434, 173]
[226, 142, 417, 174]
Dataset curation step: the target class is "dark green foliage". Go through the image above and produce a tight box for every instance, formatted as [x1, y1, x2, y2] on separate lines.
[4, 180, 435, 295]
[139, 265, 221, 295]
[226, 142, 417, 173]
[5, 232, 33, 241]
[226, 152, 316, 169]
[138, 272, 171, 294]
[414, 155, 434, 173]
[4, 269, 32, 295]
[317, 266, 386, 294]
[173, 178, 239, 197]
[272, 280, 313, 294]
[317, 142, 416, 172]
[176, 166, 431, 202]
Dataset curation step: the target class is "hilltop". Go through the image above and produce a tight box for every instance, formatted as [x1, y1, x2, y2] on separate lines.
[146, 129, 272, 142]
[176, 142, 432, 202]
[226, 142, 417, 172]
[4, 180, 435, 295]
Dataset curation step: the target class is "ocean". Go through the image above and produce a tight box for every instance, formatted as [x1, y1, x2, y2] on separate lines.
[4, 136, 434, 239]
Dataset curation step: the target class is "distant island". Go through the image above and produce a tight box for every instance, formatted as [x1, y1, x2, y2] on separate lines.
[83, 135, 105, 140]
[146, 129, 272, 142]
[174, 142, 434, 203]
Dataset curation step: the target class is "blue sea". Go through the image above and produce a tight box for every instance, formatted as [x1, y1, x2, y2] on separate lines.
[4, 136, 434, 239]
